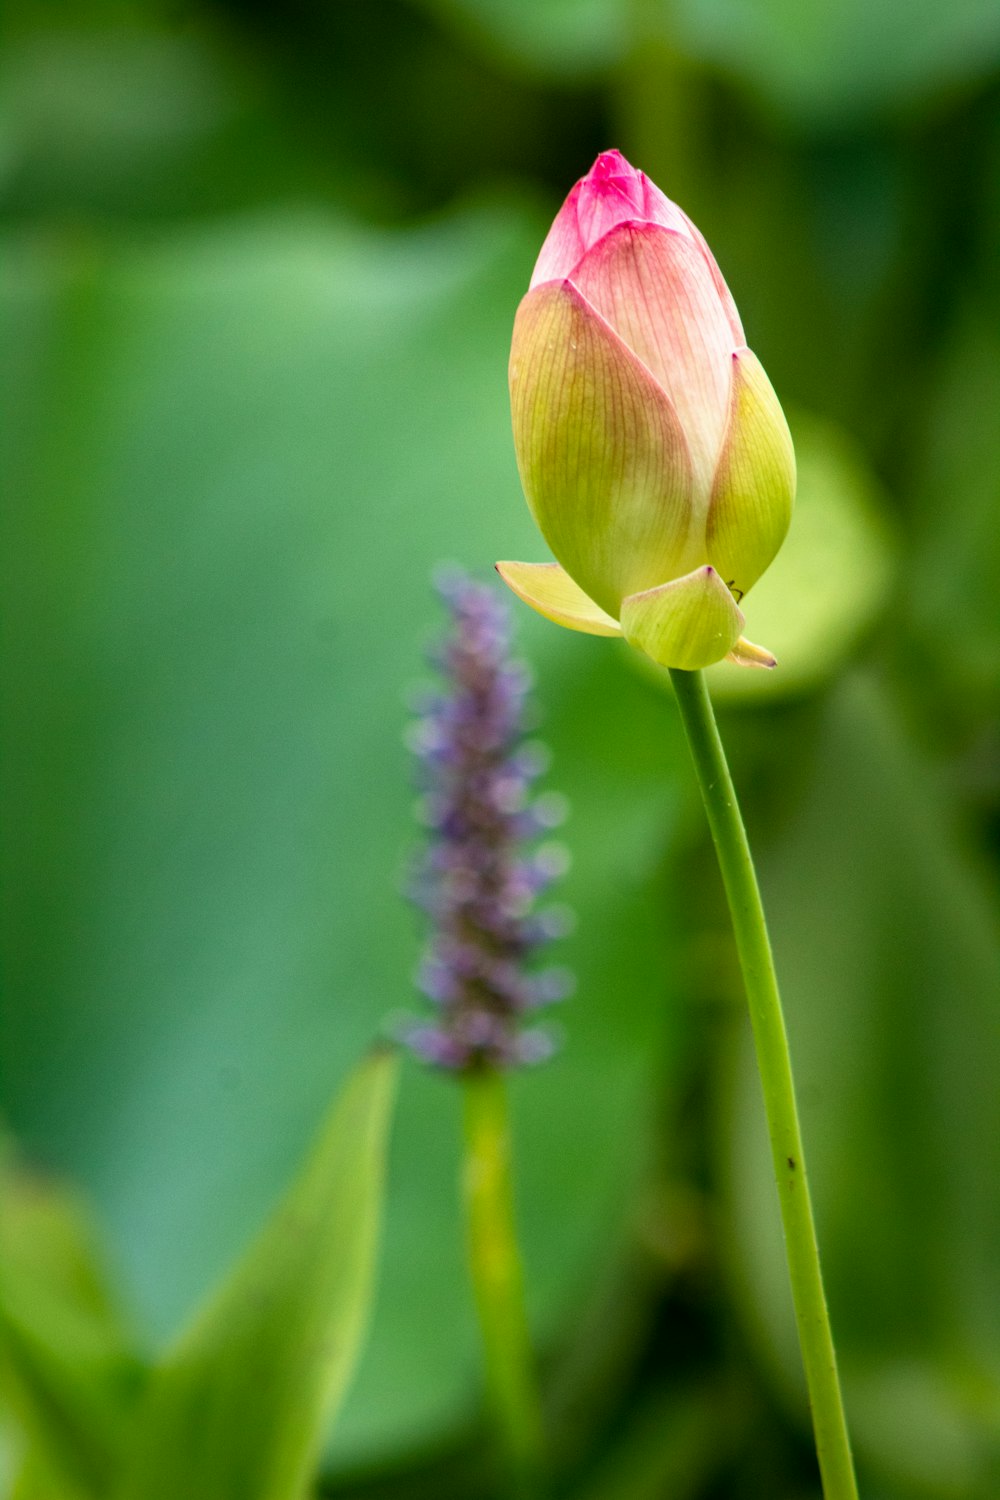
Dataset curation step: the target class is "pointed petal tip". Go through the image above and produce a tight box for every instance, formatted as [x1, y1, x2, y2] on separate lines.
[726, 636, 777, 670]
[621, 566, 743, 670]
[495, 561, 622, 638]
[592, 147, 629, 171]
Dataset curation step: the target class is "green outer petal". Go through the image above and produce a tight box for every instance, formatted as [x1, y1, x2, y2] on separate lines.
[509, 281, 696, 617]
[495, 561, 622, 636]
[707, 348, 795, 598]
[621, 565, 744, 670]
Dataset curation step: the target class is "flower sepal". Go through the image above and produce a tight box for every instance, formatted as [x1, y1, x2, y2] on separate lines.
[621, 565, 744, 671]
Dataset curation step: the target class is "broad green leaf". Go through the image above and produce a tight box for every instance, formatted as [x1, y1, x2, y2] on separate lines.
[909, 296, 1000, 718]
[410, 0, 1000, 122]
[0, 203, 678, 1471]
[5, 1445, 83, 1500]
[410, 0, 625, 78]
[0, 22, 363, 225]
[672, 0, 1000, 124]
[116, 1048, 398, 1500]
[0, 1150, 140, 1499]
[717, 675, 1000, 1493]
[572, 1383, 735, 1500]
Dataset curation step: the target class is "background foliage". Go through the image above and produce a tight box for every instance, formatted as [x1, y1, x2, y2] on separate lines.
[2, 0, 999, 1495]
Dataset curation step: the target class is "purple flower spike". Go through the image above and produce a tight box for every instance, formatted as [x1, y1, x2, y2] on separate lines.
[400, 568, 572, 1072]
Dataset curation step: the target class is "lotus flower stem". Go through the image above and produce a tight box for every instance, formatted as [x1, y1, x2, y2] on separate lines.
[668, 666, 858, 1500]
[462, 1066, 546, 1497]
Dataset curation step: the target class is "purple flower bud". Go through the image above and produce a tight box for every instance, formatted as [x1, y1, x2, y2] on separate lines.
[400, 569, 572, 1072]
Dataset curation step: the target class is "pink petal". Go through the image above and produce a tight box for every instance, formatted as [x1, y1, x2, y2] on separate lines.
[571, 222, 736, 507]
[639, 173, 700, 238]
[530, 150, 694, 287]
[581, 153, 692, 239]
[677, 207, 745, 345]
[575, 152, 646, 248]
[530, 181, 588, 288]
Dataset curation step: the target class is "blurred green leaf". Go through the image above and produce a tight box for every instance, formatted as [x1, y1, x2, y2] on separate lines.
[672, 0, 1000, 123]
[409, 0, 626, 78]
[4, 1444, 88, 1500]
[0, 1150, 141, 1499]
[410, 0, 1000, 122]
[0, 22, 345, 223]
[570, 1382, 736, 1500]
[116, 1048, 398, 1500]
[5, 1449, 66, 1500]
[706, 412, 895, 702]
[909, 296, 1000, 716]
[717, 674, 1000, 1494]
[0, 202, 679, 1471]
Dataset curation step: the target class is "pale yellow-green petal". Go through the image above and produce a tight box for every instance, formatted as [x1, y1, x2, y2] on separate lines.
[495, 561, 622, 636]
[621, 566, 744, 670]
[707, 348, 795, 599]
[509, 281, 697, 617]
[726, 635, 777, 669]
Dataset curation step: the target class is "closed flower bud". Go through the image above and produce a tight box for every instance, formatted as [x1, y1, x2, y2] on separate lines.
[498, 150, 794, 671]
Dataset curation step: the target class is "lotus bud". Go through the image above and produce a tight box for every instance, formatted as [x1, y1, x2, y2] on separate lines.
[498, 149, 794, 671]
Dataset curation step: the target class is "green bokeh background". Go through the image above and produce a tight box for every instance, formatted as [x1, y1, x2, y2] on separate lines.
[2, 1, 999, 1495]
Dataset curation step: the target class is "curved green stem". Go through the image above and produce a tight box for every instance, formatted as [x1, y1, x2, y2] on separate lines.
[669, 667, 858, 1500]
[462, 1067, 546, 1497]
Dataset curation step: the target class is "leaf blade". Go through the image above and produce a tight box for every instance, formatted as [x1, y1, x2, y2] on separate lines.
[0, 1150, 141, 1500]
[116, 1048, 398, 1500]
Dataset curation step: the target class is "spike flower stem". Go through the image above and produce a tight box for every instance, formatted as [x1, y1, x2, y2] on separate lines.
[668, 667, 857, 1500]
[403, 570, 568, 1493]
[463, 1066, 546, 1497]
